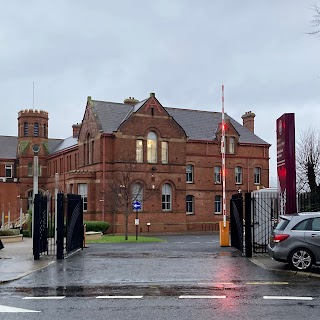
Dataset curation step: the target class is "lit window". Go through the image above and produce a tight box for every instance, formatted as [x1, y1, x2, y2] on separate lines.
[254, 167, 261, 184]
[215, 195, 222, 214]
[78, 183, 88, 211]
[186, 195, 194, 214]
[34, 122, 39, 137]
[214, 166, 221, 184]
[5, 165, 12, 178]
[235, 166, 242, 184]
[147, 131, 157, 163]
[186, 164, 194, 183]
[229, 137, 235, 154]
[161, 141, 168, 164]
[162, 183, 172, 211]
[136, 140, 143, 163]
[132, 183, 143, 211]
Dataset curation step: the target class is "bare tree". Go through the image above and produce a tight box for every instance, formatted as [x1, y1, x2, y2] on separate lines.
[107, 161, 154, 240]
[308, 4, 320, 36]
[296, 128, 320, 193]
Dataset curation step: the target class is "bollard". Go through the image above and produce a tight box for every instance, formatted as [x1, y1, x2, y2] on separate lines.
[83, 224, 88, 248]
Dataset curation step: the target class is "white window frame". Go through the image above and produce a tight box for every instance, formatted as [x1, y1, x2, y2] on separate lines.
[27, 162, 33, 177]
[136, 140, 143, 163]
[161, 141, 168, 164]
[78, 183, 88, 212]
[235, 166, 242, 184]
[229, 137, 235, 154]
[215, 195, 222, 214]
[186, 195, 194, 214]
[186, 164, 194, 183]
[147, 131, 157, 163]
[5, 165, 12, 178]
[162, 183, 172, 211]
[214, 166, 221, 184]
[254, 167, 261, 185]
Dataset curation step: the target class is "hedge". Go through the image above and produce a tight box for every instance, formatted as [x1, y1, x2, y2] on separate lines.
[84, 221, 110, 234]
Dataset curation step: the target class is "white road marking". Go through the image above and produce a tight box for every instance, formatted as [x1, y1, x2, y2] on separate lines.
[0, 305, 40, 313]
[198, 282, 234, 285]
[179, 295, 226, 299]
[246, 282, 289, 285]
[263, 296, 314, 301]
[96, 296, 143, 299]
[23, 296, 66, 300]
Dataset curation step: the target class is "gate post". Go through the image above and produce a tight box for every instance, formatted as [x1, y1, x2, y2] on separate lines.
[56, 193, 64, 260]
[244, 192, 252, 258]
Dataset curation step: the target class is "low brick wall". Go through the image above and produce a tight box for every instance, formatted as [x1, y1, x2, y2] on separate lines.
[0, 234, 23, 243]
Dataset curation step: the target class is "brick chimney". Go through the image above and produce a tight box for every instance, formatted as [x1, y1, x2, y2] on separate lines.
[72, 123, 81, 138]
[241, 111, 255, 133]
[123, 97, 139, 105]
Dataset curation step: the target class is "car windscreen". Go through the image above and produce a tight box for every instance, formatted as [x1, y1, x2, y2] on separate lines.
[275, 218, 290, 231]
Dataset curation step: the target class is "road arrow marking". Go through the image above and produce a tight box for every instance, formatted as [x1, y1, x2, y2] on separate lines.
[0, 305, 40, 313]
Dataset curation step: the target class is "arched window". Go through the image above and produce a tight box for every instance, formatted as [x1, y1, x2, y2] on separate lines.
[147, 131, 157, 163]
[162, 183, 172, 211]
[186, 195, 194, 214]
[43, 124, 47, 137]
[132, 183, 143, 211]
[24, 122, 28, 136]
[34, 122, 39, 137]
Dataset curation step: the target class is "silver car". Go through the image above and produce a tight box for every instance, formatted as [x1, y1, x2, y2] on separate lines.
[267, 212, 320, 271]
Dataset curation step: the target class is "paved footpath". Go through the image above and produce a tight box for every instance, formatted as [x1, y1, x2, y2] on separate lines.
[0, 237, 54, 283]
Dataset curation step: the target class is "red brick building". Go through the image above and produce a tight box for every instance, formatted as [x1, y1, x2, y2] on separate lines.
[0, 93, 270, 233]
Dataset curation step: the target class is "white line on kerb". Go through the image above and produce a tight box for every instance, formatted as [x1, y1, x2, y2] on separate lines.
[179, 295, 226, 299]
[96, 296, 143, 299]
[23, 296, 66, 300]
[263, 296, 314, 301]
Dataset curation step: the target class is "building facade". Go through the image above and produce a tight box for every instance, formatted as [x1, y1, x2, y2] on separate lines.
[0, 93, 270, 233]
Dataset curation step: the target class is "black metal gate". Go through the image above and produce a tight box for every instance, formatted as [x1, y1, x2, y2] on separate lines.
[66, 194, 84, 254]
[34, 192, 83, 260]
[244, 190, 279, 255]
[33, 193, 48, 260]
[230, 193, 243, 253]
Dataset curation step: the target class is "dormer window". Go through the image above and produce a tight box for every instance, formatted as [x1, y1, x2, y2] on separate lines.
[229, 137, 235, 154]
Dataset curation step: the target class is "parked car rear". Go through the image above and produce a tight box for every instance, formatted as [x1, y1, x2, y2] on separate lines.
[267, 212, 320, 271]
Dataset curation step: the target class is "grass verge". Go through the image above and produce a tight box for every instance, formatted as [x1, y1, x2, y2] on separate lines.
[86, 234, 165, 243]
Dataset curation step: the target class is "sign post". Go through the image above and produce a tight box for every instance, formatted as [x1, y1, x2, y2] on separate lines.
[133, 201, 141, 240]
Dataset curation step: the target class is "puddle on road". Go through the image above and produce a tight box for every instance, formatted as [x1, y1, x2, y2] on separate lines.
[88, 252, 240, 259]
[11, 283, 247, 298]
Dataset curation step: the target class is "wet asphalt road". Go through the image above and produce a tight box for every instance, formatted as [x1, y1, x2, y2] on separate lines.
[1, 234, 320, 319]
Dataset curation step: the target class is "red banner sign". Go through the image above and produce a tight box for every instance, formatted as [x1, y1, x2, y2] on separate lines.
[276, 113, 297, 214]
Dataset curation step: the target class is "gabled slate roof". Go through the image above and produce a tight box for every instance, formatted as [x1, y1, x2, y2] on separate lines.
[91, 100, 269, 145]
[0, 136, 18, 159]
[49, 136, 77, 154]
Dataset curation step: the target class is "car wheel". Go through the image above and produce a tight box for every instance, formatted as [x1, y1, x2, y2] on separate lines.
[289, 248, 313, 271]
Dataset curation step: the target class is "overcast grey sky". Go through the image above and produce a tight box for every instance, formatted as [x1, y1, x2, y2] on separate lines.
[1, 1, 320, 186]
